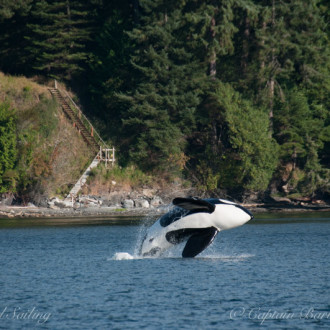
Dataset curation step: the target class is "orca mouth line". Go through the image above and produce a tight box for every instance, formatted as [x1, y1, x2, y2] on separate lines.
[205, 198, 254, 219]
[234, 204, 254, 219]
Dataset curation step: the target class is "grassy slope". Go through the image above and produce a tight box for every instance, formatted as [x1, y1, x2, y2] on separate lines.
[0, 72, 94, 203]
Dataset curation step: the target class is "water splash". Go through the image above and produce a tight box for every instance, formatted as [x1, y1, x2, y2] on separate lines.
[132, 207, 176, 256]
[110, 251, 254, 261]
[112, 252, 134, 260]
[110, 212, 161, 261]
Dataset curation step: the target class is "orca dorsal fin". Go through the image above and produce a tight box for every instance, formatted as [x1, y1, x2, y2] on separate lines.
[172, 197, 215, 213]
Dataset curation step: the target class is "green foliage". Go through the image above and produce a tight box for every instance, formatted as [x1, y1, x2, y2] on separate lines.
[274, 88, 328, 195]
[25, 0, 99, 80]
[225, 93, 278, 191]
[191, 82, 278, 193]
[89, 164, 152, 189]
[14, 97, 58, 196]
[117, 0, 203, 174]
[275, 90, 320, 161]
[0, 0, 328, 198]
[195, 161, 221, 192]
[0, 103, 17, 193]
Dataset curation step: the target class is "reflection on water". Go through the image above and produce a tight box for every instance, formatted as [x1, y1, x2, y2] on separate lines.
[0, 216, 144, 228]
[253, 211, 330, 224]
[0, 211, 329, 228]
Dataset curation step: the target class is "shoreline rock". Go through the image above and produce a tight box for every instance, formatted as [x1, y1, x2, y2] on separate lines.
[0, 201, 329, 219]
[1, 190, 330, 219]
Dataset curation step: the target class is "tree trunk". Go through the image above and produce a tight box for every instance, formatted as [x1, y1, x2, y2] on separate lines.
[268, 0, 276, 136]
[209, 17, 216, 78]
[269, 78, 274, 135]
[241, 15, 250, 72]
[133, 0, 140, 25]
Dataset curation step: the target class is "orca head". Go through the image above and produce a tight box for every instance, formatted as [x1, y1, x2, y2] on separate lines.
[207, 198, 254, 230]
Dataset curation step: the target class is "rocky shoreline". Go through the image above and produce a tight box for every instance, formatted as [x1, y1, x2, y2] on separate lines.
[0, 195, 329, 219]
[0, 205, 166, 219]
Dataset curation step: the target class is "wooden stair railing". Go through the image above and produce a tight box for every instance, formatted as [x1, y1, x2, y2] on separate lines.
[49, 88, 100, 153]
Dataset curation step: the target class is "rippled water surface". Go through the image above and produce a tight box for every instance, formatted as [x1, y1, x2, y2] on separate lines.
[0, 212, 330, 329]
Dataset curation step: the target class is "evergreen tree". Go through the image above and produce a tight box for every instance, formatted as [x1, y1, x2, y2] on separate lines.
[249, 0, 329, 119]
[0, 0, 33, 74]
[118, 0, 203, 174]
[274, 89, 329, 195]
[181, 1, 277, 194]
[182, 0, 238, 77]
[214, 0, 330, 196]
[86, 0, 134, 139]
[188, 82, 278, 194]
[26, 0, 98, 80]
[0, 0, 31, 18]
[0, 0, 328, 197]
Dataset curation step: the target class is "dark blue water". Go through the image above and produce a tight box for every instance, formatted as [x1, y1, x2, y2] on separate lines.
[0, 213, 330, 329]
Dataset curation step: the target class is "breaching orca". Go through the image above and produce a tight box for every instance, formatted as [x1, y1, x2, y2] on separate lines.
[139, 197, 253, 258]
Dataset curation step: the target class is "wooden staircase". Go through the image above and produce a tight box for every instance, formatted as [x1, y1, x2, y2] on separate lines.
[64, 148, 115, 202]
[65, 154, 100, 200]
[48, 82, 115, 202]
[49, 88, 100, 153]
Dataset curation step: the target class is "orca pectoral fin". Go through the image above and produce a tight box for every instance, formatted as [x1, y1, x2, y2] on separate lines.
[172, 197, 215, 213]
[182, 227, 218, 258]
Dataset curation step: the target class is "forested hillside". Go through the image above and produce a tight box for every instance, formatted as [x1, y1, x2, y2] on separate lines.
[0, 0, 329, 201]
[0, 73, 93, 202]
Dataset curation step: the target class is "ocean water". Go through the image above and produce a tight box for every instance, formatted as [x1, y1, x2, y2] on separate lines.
[0, 212, 330, 329]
